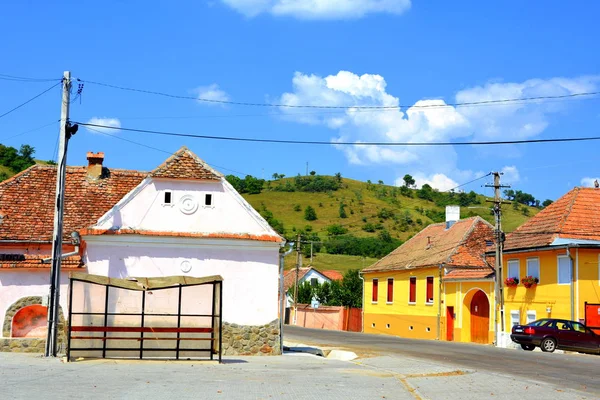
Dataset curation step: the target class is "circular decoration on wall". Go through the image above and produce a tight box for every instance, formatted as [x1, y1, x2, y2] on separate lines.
[180, 260, 192, 273]
[179, 194, 199, 215]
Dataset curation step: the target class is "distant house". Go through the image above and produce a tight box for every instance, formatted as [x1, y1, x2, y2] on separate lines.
[282, 266, 343, 323]
[500, 187, 600, 346]
[362, 207, 496, 344]
[0, 147, 283, 356]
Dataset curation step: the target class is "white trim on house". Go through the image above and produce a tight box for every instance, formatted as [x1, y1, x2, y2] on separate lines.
[82, 234, 280, 251]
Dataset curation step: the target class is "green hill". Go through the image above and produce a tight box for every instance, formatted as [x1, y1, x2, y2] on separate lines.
[239, 176, 539, 272]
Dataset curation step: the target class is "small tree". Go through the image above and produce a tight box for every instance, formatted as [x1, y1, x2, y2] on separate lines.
[293, 204, 301, 212]
[326, 224, 348, 236]
[339, 202, 348, 219]
[304, 205, 317, 221]
[310, 170, 316, 176]
[403, 174, 415, 187]
[542, 199, 553, 207]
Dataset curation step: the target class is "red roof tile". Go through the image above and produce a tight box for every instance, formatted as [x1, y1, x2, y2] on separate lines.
[444, 267, 494, 281]
[504, 187, 600, 251]
[150, 146, 222, 180]
[0, 165, 145, 242]
[0, 253, 82, 269]
[321, 270, 343, 281]
[362, 217, 495, 273]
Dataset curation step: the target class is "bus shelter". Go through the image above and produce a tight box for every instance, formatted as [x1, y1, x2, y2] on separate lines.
[67, 273, 223, 362]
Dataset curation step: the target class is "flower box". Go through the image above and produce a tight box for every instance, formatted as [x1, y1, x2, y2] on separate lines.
[521, 276, 539, 288]
[504, 277, 519, 287]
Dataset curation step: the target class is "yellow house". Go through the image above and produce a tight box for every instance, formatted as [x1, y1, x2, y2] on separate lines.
[362, 210, 496, 344]
[500, 187, 600, 342]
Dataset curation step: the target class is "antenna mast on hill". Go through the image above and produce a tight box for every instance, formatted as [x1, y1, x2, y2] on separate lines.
[485, 172, 510, 347]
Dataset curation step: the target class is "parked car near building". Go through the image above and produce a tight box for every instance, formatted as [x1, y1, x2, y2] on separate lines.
[511, 318, 600, 354]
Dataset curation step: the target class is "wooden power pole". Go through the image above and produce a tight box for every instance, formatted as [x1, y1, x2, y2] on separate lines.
[486, 172, 509, 347]
[293, 234, 302, 325]
[45, 71, 75, 357]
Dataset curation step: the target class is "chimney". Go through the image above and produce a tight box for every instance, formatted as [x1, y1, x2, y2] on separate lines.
[86, 152, 105, 180]
[445, 205, 460, 229]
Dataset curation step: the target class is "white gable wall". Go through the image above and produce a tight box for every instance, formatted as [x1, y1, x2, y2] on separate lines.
[285, 269, 331, 308]
[95, 178, 276, 237]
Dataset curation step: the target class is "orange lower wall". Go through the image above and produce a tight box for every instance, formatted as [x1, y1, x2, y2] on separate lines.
[363, 313, 438, 339]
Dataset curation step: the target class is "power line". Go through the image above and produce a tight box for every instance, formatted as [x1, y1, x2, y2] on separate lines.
[75, 122, 600, 147]
[84, 126, 252, 177]
[0, 82, 61, 121]
[0, 73, 61, 82]
[1, 120, 59, 141]
[445, 172, 492, 193]
[79, 78, 600, 110]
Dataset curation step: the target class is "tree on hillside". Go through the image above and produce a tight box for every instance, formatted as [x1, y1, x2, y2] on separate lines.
[272, 173, 280, 180]
[334, 172, 342, 183]
[542, 199, 553, 207]
[304, 205, 317, 221]
[326, 224, 348, 236]
[0, 144, 36, 175]
[310, 170, 316, 176]
[403, 174, 415, 187]
[339, 202, 348, 219]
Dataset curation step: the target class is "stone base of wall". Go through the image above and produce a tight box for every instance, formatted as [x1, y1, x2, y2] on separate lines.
[0, 338, 53, 353]
[222, 319, 281, 356]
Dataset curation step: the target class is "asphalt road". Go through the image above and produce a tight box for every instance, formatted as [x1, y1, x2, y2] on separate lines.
[285, 325, 600, 393]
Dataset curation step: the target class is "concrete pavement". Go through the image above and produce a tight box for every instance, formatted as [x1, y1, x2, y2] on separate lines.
[285, 325, 600, 394]
[0, 349, 594, 400]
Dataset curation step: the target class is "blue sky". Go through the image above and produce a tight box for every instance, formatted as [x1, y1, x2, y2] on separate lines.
[1, 1, 599, 202]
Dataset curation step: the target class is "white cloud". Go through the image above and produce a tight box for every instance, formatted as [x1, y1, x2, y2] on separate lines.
[220, 0, 411, 19]
[195, 84, 230, 106]
[501, 166, 520, 184]
[581, 177, 600, 188]
[86, 117, 121, 134]
[277, 71, 598, 187]
[411, 173, 459, 192]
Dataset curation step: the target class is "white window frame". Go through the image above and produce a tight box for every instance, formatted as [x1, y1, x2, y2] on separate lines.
[203, 193, 215, 208]
[510, 310, 520, 327]
[161, 190, 175, 207]
[386, 277, 394, 304]
[526, 257, 540, 283]
[425, 275, 434, 305]
[507, 259, 519, 279]
[408, 276, 417, 305]
[371, 278, 379, 304]
[526, 310, 536, 324]
[557, 255, 572, 285]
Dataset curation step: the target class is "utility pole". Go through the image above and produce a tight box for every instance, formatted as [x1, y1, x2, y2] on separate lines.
[486, 172, 509, 347]
[293, 234, 302, 325]
[45, 71, 75, 357]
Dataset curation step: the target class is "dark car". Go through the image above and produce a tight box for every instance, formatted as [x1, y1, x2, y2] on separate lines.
[511, 318, 600, 354]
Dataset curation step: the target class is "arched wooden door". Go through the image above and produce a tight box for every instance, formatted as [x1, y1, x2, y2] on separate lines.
[470, 290, 489, 344]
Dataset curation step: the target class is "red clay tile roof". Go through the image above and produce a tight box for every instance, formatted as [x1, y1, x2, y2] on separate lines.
[283, 268, 311, 292]
[444, 267, 495, 281]
[80, 228, 283, 243]
[150, 146, 222, 180]
[362, 217, 495, 273]
[504, 187, 600, 251]
[0, 253, 83, 269]
[321, 270, 343, 281]
[0, 165, 145, 242]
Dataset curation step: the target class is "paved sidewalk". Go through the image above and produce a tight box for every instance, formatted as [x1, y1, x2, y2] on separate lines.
[0, 351, 593, 399]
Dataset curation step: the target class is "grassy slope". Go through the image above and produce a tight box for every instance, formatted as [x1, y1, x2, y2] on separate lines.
[243, 177, 539, 272]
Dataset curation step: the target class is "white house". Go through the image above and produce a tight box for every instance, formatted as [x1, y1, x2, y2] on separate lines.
[0, 147, 283, 355]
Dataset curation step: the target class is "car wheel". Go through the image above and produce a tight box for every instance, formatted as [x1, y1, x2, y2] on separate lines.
[520, 344, 535, 351]
[540, 338, 556, 353]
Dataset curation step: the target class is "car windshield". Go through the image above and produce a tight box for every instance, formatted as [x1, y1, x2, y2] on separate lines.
[527, 319, 552, 327]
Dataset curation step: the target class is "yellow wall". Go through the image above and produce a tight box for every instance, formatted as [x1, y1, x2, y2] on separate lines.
[502, 248, 600, 332]
[444, 281, 494, 344]
[363, 268, 441, 339]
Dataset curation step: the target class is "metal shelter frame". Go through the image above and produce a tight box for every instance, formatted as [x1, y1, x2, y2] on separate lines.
[67, 273, 223, 362]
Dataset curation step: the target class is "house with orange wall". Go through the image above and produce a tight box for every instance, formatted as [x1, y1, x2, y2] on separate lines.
[361, 207, 496, 344]
[499, 187, 600, 346]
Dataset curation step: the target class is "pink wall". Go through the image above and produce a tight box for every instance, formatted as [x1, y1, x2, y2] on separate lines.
[295, 304, 345, 331]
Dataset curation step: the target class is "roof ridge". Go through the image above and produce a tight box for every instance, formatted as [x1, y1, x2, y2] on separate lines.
[150, 146, 223, 180]
[444, 217, 479, 264]
[0, 164, 40, 188]
[555, 187, 580, 236]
